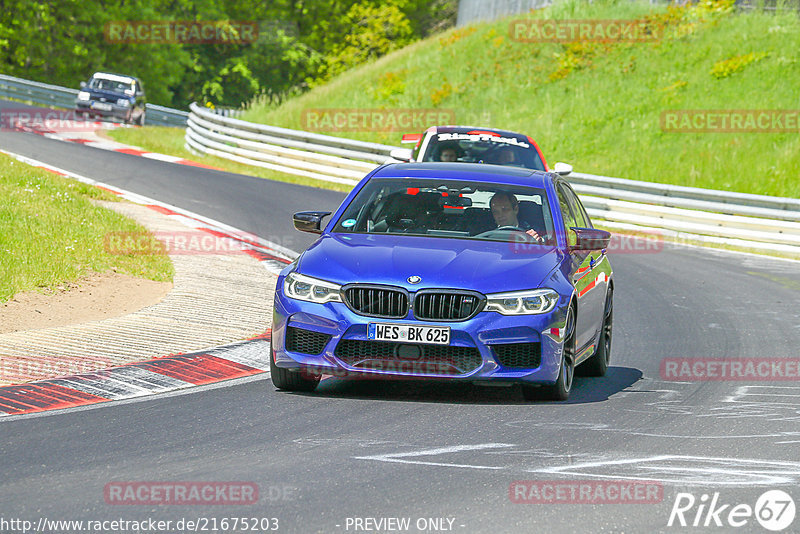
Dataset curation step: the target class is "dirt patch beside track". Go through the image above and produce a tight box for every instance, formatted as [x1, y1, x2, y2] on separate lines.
[1, 271, 172, 334]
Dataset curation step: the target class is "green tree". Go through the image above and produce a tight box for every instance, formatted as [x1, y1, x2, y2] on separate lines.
[0, 0, 457, 109]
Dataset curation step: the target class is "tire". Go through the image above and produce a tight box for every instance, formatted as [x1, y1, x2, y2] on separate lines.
[269, 341, 320, 392]
[137, 111, 145, 126]
[577, 287, 613, 377]
[522, 308, 575, 401]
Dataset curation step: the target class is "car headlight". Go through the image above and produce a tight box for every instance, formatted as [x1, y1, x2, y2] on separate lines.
[484, 288, 559, 315]
[117, 99, 130, 107]
[283, 272, 342, 304]
[77, 91, 90, 101]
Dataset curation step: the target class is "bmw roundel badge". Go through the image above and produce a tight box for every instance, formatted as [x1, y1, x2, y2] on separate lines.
[407, 275, 422, 284]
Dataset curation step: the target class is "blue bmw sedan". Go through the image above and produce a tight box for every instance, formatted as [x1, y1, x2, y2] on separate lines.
[271, 162, 613, 401]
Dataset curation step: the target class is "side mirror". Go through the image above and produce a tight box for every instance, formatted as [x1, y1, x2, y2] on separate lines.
[293, 211, 331, 234]
[401, 133, 423, 144]
[79, 81, 87, 89]
[389, 148, 413, 162]
[570, 227, 611, 251]
[553, 162, 573, 176]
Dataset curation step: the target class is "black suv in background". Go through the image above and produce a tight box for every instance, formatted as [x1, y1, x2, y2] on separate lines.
[75, 72, 146, 125]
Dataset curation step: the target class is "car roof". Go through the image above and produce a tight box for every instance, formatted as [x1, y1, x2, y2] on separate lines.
[91, 72, 139, 85]
[372, 162, 552, 188]
[427, 125, 531, 139]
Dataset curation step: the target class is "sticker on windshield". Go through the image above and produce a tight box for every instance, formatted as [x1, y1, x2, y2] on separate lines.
[341, 219, 357, 228]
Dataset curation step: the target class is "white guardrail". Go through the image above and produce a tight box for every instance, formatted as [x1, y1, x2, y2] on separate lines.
[186, 103, 395, 185]
[185, 103, 800, 257]
[0, 73, 188, 127]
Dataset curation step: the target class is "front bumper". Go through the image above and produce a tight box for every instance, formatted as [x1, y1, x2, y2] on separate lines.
[272, 284, 570, 385]
[75, 101, 131, 122]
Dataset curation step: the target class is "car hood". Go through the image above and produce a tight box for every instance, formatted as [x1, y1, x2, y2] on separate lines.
[296, 234, 560, 293]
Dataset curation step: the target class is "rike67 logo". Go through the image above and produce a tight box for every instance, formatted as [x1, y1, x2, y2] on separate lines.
[668, 490, 796, 531]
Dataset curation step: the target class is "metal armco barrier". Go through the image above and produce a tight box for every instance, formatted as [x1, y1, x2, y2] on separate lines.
[0, 73, 188, 127]
[185, 103, 397, 185]
[185, 103, 800, 257]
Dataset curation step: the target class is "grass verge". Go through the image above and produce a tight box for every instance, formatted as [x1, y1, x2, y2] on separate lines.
[0, 154, 174, 302]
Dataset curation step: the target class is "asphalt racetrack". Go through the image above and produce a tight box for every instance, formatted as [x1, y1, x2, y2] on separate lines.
[1, 128, 799, 533]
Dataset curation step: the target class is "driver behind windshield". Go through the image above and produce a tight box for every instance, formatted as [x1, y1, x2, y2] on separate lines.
[435, 141, 462, 162]
[489, 191, 543, 242]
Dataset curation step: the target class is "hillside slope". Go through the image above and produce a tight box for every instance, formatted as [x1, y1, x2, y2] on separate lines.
[243, 0, 800, 198]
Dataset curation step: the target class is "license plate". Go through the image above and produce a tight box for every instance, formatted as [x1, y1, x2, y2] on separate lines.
[368, 323, 450, 345]
[91, 102, 112, 111]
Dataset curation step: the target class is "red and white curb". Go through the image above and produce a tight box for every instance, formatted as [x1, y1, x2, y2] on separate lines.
[0, 336, 271, 417]
[0, 149, 298, 415]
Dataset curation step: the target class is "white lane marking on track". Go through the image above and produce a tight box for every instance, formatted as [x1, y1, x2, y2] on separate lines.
[529, 455, 800, 486]
[502, 416, 800, 440]
[613, 380, 800, 431]
[141, 152, 184, 162]
[353, 443, 800, 486]
[723, 385, 800, 407]
[294, 437, 401, 447]
[353, 443, 515, 470]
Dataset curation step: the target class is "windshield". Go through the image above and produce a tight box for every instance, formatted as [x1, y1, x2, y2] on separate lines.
[332, 178, 555, 245]
[88, 77, 134, 94]
[421, 131, 546, 171]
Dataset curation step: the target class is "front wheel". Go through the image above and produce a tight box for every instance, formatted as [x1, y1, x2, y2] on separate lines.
[270, 342, 320, 392]
[577, 287, 612, 377]
[137, 111, 146, 126]
[522, 308, 575, 401]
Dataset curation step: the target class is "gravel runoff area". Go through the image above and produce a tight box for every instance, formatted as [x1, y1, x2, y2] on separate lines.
[0, 200, 276, 385]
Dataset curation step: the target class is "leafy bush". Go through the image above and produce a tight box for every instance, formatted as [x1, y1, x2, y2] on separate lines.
[710, 52, 768, 79]
[313, 2, 415, 85]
